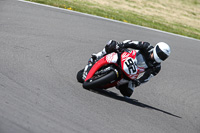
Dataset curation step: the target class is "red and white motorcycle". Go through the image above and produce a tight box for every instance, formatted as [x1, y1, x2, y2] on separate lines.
[77, 49, 145, 89]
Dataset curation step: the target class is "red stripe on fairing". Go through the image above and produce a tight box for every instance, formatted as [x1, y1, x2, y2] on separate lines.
[85, 56, 109, 81]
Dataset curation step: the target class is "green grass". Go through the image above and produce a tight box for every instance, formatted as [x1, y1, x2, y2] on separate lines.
[27, 0, 200, 40]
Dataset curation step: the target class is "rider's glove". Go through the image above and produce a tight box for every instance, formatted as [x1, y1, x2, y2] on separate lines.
[133, 79, 141, 87]
[116, 43, 124, 51]
[91, 53, 98, 62]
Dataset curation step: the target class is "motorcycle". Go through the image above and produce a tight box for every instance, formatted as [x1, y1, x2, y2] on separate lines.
[77, 49, 145, 90]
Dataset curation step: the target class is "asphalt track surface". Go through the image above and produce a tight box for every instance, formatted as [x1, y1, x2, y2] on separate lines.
[1, 0, 200, 133]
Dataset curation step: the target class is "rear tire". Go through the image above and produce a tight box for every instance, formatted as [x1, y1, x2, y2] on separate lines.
[83, 71, 117, 89]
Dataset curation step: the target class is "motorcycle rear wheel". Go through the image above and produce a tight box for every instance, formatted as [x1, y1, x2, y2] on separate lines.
[83, 71, 117, 89]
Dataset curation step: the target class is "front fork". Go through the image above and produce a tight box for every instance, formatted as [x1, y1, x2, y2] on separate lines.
[83, 56, 99, 80]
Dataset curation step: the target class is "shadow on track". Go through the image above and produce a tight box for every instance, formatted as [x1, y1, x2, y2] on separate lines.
[88, 88, 182, 119]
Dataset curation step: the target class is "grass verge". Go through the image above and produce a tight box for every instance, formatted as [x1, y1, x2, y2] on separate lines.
[27, 0, 200, 40]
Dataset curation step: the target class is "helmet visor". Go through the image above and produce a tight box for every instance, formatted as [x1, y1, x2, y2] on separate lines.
[156, 45, 168, 61]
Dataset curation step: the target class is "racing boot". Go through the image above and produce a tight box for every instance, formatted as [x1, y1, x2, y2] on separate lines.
[116, 80, 135, 97]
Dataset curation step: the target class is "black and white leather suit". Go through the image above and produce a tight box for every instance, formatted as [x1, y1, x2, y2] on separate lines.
[93, 40, 161, 97]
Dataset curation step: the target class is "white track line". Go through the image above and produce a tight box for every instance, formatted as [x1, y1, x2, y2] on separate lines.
[18, 0, 200, 42]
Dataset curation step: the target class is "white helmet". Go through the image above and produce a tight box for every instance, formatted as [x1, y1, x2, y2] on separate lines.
[153, 42, 171, 63]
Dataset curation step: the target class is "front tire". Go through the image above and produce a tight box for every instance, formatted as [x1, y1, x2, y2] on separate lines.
[83, 71, 117, 89]
[77, 69, 84, 83]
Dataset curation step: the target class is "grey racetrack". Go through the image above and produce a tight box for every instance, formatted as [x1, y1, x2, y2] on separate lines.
[1, 0, 200, 133]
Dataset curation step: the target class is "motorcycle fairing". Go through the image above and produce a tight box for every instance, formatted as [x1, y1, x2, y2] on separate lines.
[84, 52, 118, 81]
[121, 50, 142, 80]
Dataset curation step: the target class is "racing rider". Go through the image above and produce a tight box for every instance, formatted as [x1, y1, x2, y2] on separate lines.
[91, 40, 171, 97]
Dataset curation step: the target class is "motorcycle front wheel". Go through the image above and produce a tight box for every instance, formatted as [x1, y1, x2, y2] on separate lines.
[77, 69, 84, 83]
